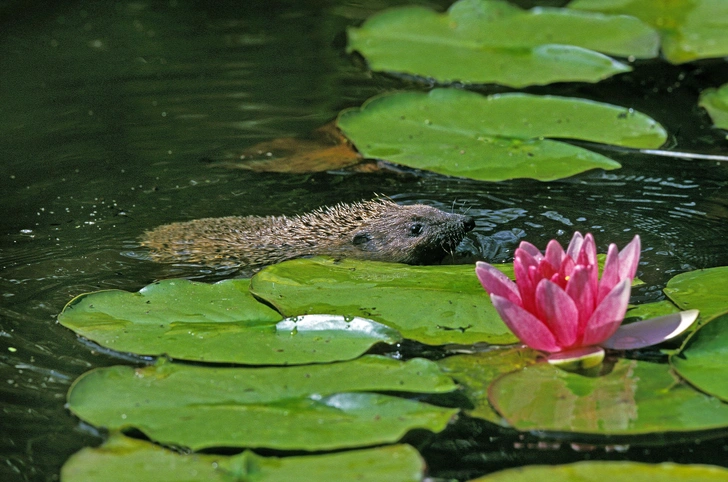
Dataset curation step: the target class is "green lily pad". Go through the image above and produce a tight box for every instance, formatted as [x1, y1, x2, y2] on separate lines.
[438, 348, 540, 425]
[569, 0, 728, 64]
[58, 278, 401, 365]
[347, 0, 659, 87]
[700, 84, 728, 130]
[62, 434, 425, 482]
[67, 356, 458, 451]
[249, 257, 517, 346]
[337, 89, 666, 182]
[671, 311, 728, 402]
[468, 460, 728, 481]
[489, 358, 728, 436]
[625, 300, 681, 322]
[664, 266, 728, 321]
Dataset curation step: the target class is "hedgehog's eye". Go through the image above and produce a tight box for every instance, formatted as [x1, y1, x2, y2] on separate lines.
[409, 223, 424, 237]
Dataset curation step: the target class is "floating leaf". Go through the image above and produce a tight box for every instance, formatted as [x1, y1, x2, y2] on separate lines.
[438, 348, 540, 425]
[664, 266, 728, 321]
[489, 358, 728, 436]
[699, 84, 728, 130]
[348, 0, 659, 87]
[625, 299, 681, 322]
[67, 357, 457, 451]
[569, 0, 728, 64]
[671, 312, 728, 402]
[218, 122, 362, 173]
[469, 460, 728, 481]
[62, 434, 425, 482]
[338, 89, 666, 181]
[250, 257, 517, 346]
[58, 279, 401, 365]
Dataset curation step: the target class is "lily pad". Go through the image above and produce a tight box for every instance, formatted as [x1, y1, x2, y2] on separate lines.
[671, 312, 728, 402]
[249, 257, 517, 346]
[348, 0, 659, 87]
[62, 434, 425, 482]
[699, 84, 728, 130]
[569, 0, 728, 64]
[67, 357, 458, 451]
[438, 348, 540, 425]
[489, 358, 728, 436]
[58, 279, 401, 365]
[337, 89, 666, 182]
[468, 460, 728, 481]
[664, 266, 728, 321]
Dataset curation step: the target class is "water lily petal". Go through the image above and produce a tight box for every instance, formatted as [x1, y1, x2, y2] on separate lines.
[514, 252, 539, 314]
[490, 294, 561, 352]
[618, 235, 641, 281]
[597, 243, 620, 303]
[475, 261, 521, 305]
[518, 241, 543, 261]
[601, 309, 699, 350]
[565, 231, 584, 261]
[535, 279, 579, 347]
[547, 346, 605, 371]
[565, 264, 596, 330]
[545, 239, 566, 272]
[576, 232, 597, 266]
[581, 279, 631, 346]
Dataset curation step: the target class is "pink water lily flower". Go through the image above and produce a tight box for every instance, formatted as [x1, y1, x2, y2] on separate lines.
[476, 232, 698, 366]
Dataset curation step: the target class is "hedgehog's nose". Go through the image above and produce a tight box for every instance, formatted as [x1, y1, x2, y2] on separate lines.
[463, 216, 476, 232]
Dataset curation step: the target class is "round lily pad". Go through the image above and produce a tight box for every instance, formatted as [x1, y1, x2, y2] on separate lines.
[570, 0, 728, 64]
[468, 460, 728, 481]
[700, 83, 728, 130]
[249, 257, 517, 346]
[61, 434, 425, 482]
[671, 312, 728, 402]
[348, 0, 659, 87]
[489, 358, 728, 436]
[67, 357, 458, 451]
[664, 266, 728, 321]
[337, 89, 666, 182]
[58, 279, 401, 364]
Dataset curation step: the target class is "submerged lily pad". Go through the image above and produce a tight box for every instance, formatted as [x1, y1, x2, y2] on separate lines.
[250, 257, 517, 346]
[489, 358, 728, 436]
[438, 348, 540, 425]
[671, 312, 728, 402]
[58, 279, 401, 364]
[469, 460, 728, 481]
[699, 84, 728, 130]
[67, 357, 457, 451]
[664, 266, 728, 321]
[348, 0, 659, 87]
[337, 89, 666, 181]
[62, 434, 425, 482]
[569, 0, 728, 64]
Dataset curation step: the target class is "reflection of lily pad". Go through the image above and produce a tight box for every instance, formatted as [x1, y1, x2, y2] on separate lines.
[58, 279, 401, 365]
[67, 357, 458, 451]
[250, 257, 517, 346]
[489, 358, 728, 435]
[699, 84, 728, 130]
[348, 0, 659, 87]
[671, 312, 728, 402]
[338, 89, 666, 182]
[570, 0, 728, 64]
[664, 266, 728, 321]
[469, 460, 728, 481]
[62, 434, 425, 482]
[438, 348, 539, 425]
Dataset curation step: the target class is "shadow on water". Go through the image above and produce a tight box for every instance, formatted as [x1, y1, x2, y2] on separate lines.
[1, 0, 728, 480]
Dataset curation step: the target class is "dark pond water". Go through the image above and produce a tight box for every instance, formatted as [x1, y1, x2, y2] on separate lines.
[2, 1, 728, 480]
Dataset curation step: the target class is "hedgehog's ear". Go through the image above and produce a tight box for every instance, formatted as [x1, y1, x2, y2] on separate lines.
[352, 231, 373, 249]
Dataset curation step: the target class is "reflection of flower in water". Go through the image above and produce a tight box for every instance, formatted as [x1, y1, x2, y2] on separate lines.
[476, 232, 698, 367]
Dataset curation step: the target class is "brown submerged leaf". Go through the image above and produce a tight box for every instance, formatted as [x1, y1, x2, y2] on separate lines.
[218, 121, 363, 173]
